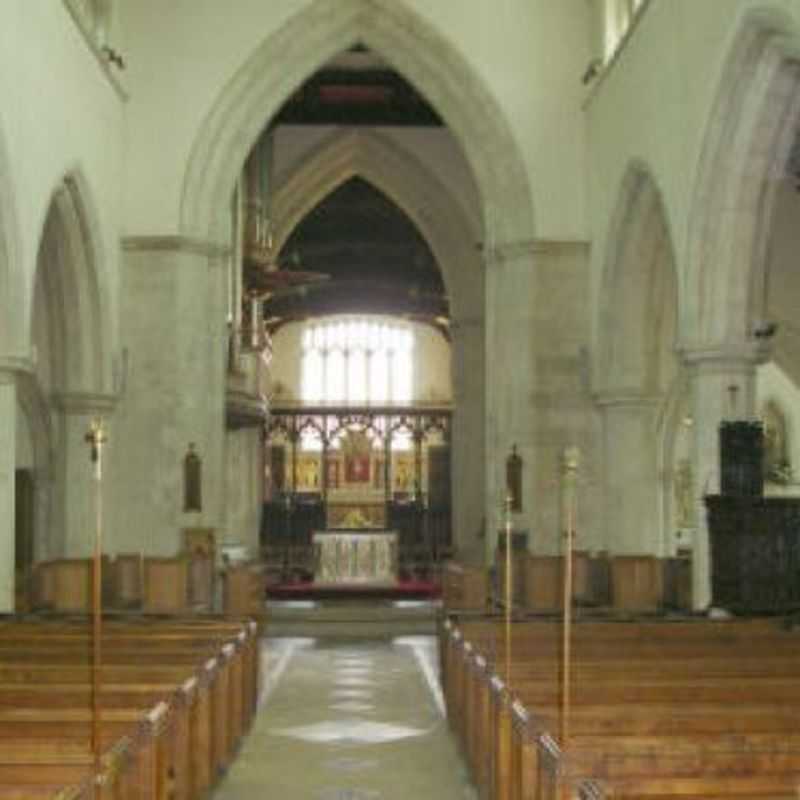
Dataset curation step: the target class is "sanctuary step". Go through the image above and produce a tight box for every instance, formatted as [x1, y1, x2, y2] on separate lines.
[267, 598, 438, 638]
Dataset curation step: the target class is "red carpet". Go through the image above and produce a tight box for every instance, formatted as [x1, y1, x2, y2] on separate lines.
[266, 579, 441, 601]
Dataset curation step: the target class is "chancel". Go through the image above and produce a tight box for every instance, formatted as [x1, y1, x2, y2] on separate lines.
[6, 1, 800, 798]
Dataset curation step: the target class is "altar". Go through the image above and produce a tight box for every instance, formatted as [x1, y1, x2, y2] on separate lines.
[313, 530, 398, 585]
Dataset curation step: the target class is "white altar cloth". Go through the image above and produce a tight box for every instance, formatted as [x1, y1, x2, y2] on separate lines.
[313, 529, 398, 585]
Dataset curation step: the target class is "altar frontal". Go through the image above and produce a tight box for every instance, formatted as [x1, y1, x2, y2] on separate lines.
[313, 529, 398, 585]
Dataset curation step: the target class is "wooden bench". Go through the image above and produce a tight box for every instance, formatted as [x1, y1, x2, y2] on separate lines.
[442, 616, 800, 800]
[0, 616, 259, 799]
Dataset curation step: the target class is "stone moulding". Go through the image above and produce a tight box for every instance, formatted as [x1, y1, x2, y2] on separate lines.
[486, 238, 589, 264]
[52, 390, 118, 414]
[121, 235, 231, 259]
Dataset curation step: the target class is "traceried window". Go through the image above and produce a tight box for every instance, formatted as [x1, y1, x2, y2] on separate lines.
[301, 317, 414, 406]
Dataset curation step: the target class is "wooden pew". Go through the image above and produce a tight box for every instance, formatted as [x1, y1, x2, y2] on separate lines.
[0, 655, 239, 788]
[0, 616, 258, 799]
[0, 617, 258, 728]
[442, 616, 800, 800]
[0, 617, 259, 713]
[0, 726, 147, 799]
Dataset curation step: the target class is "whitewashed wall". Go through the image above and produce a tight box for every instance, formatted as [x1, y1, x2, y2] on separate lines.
[119, 0, 589, 240]
[0, 2, 125, 607]
[586, 0, 800, 351]
[0, 2, 124, 357]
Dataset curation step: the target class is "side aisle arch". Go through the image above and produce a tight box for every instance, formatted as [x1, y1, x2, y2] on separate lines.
[594, 163, 680, 557]
[30, 170, 114, 397]
[685, 8, 800, 346]
[596, 163, 678, 397]
[0, 118, 24, 362]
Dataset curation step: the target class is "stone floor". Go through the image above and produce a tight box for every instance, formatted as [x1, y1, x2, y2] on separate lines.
[213, 635, 477, 799]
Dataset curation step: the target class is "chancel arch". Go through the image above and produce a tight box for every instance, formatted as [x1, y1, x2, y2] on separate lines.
[270, 130, 484, 553]
[180, 0, 534, 249]
[181, 0, 535, 561]
[595, 163, 679, 558]
[272, 129, 482, 322]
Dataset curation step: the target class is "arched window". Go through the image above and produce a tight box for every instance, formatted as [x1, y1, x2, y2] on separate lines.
[301, 317, 414, 406]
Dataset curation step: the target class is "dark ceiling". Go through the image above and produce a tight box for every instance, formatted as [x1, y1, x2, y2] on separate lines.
[263, 46, 449, 330]
[274, 44, 443, 128]
[280, 176, 442, 291]
[266, 177, 448, 330]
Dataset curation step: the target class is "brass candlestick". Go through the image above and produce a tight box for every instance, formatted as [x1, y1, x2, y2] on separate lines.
[504, 490, 513, 684]
[560, 446, 579, 749]
[84, 418, 107, 788]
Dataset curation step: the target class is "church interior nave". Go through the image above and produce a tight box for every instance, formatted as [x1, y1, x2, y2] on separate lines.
[8, 1, 800, 798]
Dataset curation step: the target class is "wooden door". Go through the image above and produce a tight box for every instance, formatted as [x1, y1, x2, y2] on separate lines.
[14, 469, 35, 610]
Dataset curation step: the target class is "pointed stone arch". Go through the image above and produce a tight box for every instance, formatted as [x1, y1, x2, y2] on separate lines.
[0, 118, 24, 363]
[596, 162, 678, 397]
[272, 129, 482, 320]
[180, 0, 534, 251]
[595, 162, 680, 557]
[271, 129, 486, 557]
[685, 7, 800, 347]
[31, 169, 113, 397]
[27, 170, 116, 559]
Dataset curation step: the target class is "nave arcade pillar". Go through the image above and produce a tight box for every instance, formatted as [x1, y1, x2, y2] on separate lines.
[450, 315, 485, 563]
[53, 392, 116, 557]
[485, 245, 536, 561]
[683, 345, 761, 610]
[115, 238, 229, 556]
[596, 391, 661, 555]
[0, 367, 16, 610]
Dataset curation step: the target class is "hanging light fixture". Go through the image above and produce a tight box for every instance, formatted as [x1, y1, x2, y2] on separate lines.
[240, 130, 328, 352]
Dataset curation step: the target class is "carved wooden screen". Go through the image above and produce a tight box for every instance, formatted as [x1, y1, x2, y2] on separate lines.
[427, 445, 450, 509]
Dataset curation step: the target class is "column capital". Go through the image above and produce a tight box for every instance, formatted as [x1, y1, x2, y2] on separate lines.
[0, 355, 35, 382]
[593, 389, 662, 409]
[121, 234, 231, 259]
[53, 391, 117, 415]
[484, 238, 587, 266]
[679, 341, 769, 372]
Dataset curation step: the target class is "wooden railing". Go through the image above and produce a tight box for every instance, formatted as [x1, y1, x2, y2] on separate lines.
[441, 617, 607, 800]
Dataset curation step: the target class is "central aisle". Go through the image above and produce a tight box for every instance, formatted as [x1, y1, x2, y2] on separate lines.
[214, 636, 477, 799]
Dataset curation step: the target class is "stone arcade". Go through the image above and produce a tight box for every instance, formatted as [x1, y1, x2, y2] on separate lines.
[5, 2, 800, 798]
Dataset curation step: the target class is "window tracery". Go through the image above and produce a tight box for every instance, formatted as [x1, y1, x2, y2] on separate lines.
[300, 317, 414, 407]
